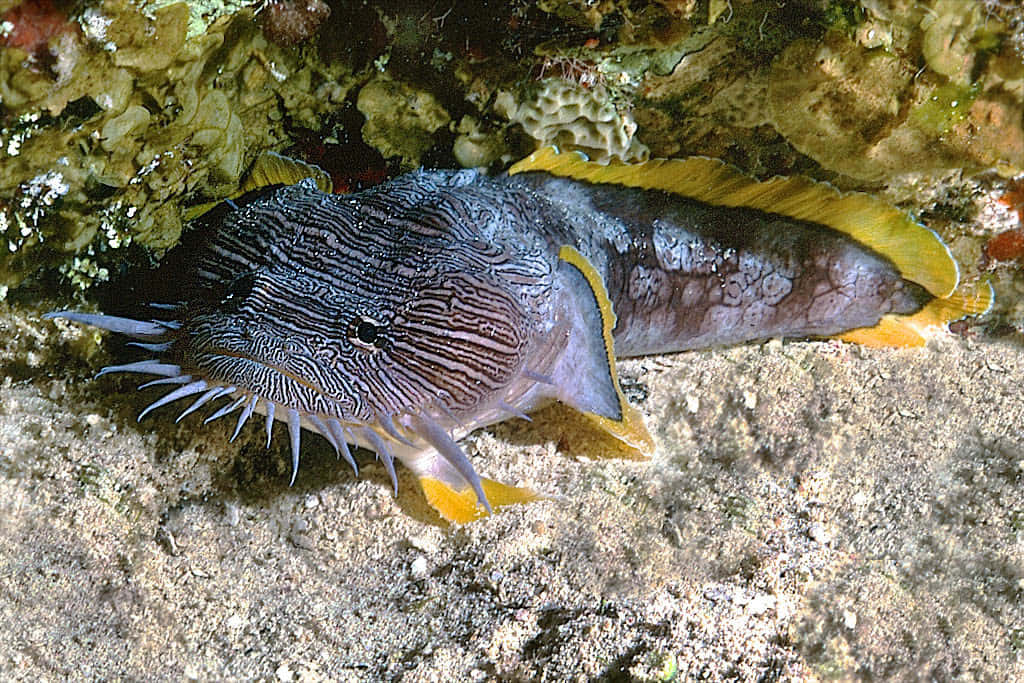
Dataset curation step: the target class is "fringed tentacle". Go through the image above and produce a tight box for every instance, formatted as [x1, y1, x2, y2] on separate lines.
[408, 412, 491, 513]
[138, 380, 209, 421]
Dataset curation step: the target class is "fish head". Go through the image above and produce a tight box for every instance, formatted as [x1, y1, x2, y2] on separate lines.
[46, 177, 556, 512]
[177, 241, 549, 428]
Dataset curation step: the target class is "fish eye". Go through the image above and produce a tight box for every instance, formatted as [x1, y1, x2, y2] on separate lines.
[223, 272, 257, 303]
[350, 316, 383, 349]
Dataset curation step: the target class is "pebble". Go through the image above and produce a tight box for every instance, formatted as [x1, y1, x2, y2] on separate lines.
[289, 520, 315, 550]
[47, 382, 65, 401]
[408, 533, 440, 555]
[748, 594, 775, 616]
[742, 389, 757, 410]
[410, 556, 429, 579]
[224, 502, 241, 527]
[807, 522, 831, 544]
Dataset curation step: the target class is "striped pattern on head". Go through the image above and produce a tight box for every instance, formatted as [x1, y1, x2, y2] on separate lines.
[50, 172, 555, 503]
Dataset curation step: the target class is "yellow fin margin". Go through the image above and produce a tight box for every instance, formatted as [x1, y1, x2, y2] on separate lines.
[243, 151, 333, 194]
[420, 477, 539, 524]
[512, 147, 958, 299]
[184, 152, 332, 221]
[558, 245, 655, 457]
[837, 280, 994, 348]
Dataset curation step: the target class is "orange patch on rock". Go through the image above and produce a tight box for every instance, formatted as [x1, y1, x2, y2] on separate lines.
[984, 228, 1024, 263]
[985, 178, 1024, 263]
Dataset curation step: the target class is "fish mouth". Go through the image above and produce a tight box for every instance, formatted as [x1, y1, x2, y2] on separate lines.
[188, 351, 494, 512]
[133, 349, 490, 511]
[199, 346, 353, 411]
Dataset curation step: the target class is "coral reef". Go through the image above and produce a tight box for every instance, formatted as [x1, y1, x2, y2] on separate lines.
[258, 0, 330, 47]
[3, 0, 1019, 310]
[0, 0, 79, 63]
[0, 0, 354, 291]
[355, 75, 451, 169]
[495, 79, 649, 163]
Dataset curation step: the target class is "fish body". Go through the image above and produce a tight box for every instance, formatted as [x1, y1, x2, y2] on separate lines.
[47, 150, 991, 522]
[505, 172, 929, 356]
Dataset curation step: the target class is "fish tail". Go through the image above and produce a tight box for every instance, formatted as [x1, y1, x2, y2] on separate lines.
[838, 279, 995, 348]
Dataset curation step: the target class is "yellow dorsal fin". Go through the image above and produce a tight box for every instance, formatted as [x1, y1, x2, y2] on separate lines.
[511, 147, 959, 299]
[419, 476, 539, 524]
[184, 152, 332, 221]
[242, 151, 333, 194]
[837, 280, 994, 348]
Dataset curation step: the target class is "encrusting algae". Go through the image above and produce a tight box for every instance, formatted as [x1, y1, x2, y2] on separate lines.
[0, 0, 355, 291]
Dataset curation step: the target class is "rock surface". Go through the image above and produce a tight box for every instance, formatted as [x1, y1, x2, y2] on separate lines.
[1, 306, 1022, 679]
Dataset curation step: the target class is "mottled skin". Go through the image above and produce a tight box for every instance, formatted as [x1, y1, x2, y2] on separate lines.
[507, 174, 928, 356]
[49, 166, 930, 517]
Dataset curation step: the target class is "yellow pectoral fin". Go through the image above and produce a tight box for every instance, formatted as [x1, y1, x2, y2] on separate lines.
[556, 244, 656, 459]
[553, 244, 656, 459]
[419, 477, 539, 524]
[584, 403, 655, 460]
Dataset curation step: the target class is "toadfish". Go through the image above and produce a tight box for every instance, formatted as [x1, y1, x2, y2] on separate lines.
[47, 148, 993, 523]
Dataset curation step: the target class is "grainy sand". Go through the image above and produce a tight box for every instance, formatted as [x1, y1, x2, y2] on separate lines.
[1, 303, 1022, 680]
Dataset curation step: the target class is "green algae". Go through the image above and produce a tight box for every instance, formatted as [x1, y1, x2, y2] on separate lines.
[0, 0, 357, 293]
[909, 81, 983, 135]
[144, 0, 258, 40]
[921, 0, 1004, 84]
[356, 76, 451, 169]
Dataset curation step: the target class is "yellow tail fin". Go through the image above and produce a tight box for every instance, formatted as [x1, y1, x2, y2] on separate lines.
[838, 280, 994, 348]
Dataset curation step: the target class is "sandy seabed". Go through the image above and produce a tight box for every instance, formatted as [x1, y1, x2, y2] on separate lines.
[0, 304, 1021, 681]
